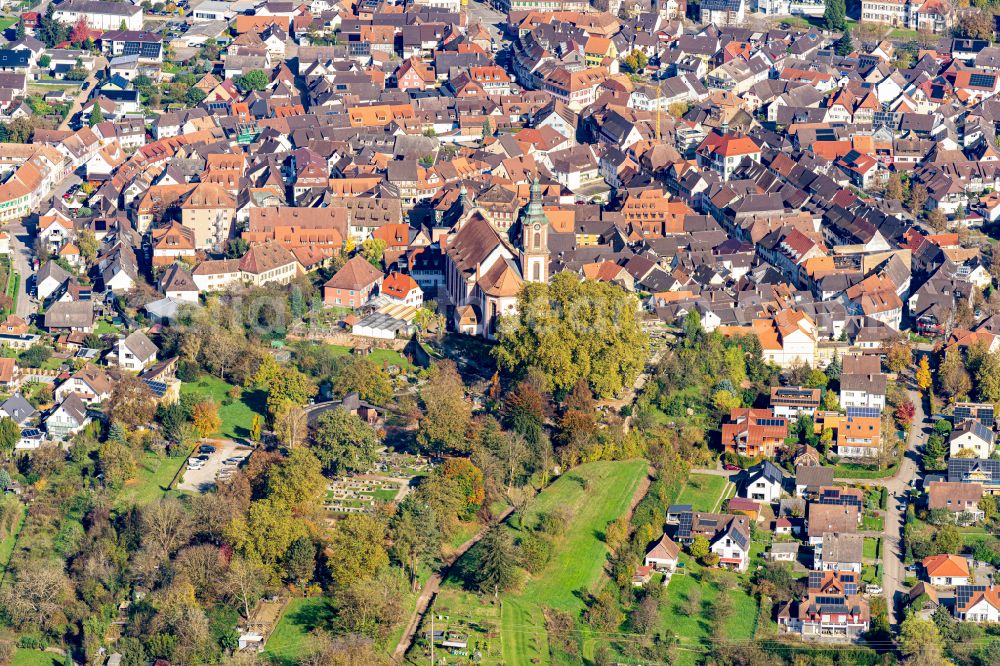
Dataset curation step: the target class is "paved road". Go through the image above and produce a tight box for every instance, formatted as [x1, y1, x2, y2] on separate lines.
[879, 380, 926, 628]
[58, 57, 106, 131]
[5, 220, 35, 320]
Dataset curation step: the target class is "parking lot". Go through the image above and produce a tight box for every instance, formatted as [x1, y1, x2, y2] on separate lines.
[178, 439, 253, 493]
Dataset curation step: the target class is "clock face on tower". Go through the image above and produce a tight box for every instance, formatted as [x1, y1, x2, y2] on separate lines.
[534, 224, 540, 231]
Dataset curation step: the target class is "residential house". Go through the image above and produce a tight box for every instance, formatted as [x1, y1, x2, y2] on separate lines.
[816, 534, 864, 573]
[927, 480, 985, 523]
[323, 256, 384, 308]
[741, 460, 784, 502]
[44, 301, 94, 333]
[807, 504, 859, 547]
[721, 408, 789, 459]
[45, 393, 90, 440]
[54, 364, 113, 405]
[116, 330, 158, 372]
[922, 554, 971, 587]
[796, 465, 835, 498]
[949, 421, 995, 459]
[771, 386, 821, 419]
[955, 585, 1000, 622]
[778, 571, 870, 640]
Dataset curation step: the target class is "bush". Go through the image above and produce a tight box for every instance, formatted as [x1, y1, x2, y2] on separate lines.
[517, 532, 551, 573]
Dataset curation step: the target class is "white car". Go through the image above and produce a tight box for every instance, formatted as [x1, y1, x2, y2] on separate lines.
[866, 585, 883, 595]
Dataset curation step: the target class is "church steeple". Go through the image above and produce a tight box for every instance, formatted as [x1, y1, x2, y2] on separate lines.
[520, 177, 549, 283]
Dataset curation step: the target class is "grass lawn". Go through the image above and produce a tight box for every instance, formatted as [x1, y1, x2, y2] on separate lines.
[863, 537, 879, 560]
[315, 343, 415, 372]
[889, 28, 921, 40]
[659, 554, 759, 664]
[116, 452, 187, 508]
[181, 374, 267, 441]
[0, 17, 18, 32]
[676, 473, 729, 512]
[500, 460, 647, 664]
[11, 651, 60, 666]
[830, 462, 898, 479]
[264, 597, 335, 665]
[861, 514, 884, 532]
[93, 318, 119, 335]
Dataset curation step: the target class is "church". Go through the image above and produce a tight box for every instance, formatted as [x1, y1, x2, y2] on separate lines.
[442, 179, 550, 339]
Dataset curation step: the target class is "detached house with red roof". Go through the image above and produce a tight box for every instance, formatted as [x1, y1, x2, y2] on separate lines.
[721, 408, 789, 459]
[955, 585, 1000, 622]
[922, 554, 971, 587]
[323, 256, 384, 309]
[382, 272, 423, 308]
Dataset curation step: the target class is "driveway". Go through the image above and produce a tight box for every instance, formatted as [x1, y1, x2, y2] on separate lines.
[177, 440, 252, 493]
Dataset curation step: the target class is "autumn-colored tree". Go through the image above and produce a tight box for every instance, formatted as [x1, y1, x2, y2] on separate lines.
[894, 401, 916, 430]
[909, 183, 928, 217]
[884, 339, 913, 374]
[916, 356, 932, 393]
[191, 399, 221, 438]
[250, 414, 262, 443]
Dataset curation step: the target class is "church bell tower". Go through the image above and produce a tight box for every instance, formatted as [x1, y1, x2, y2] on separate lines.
[520, 177, 549, 283]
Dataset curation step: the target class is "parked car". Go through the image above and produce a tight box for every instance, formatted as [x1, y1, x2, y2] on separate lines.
[723, 463, 741, 471]
[199, 444, 216, 454]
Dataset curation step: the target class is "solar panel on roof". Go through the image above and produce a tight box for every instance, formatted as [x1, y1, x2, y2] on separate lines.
[758, 418, 785, 427]
[808, 571, 823, 589]
[956, 585, 988, 607]
[969, 73, 996, 88]
[847, 406, 881, 419]
[677, 512, 693, 537]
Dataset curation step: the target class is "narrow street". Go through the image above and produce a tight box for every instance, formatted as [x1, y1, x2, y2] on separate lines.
[58, 57, 106, 132]
[879, 381, 926, 628]
[5, 220, 35, 320]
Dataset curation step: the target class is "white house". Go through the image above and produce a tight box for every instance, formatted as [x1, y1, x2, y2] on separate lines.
[116, 330, 158, 372]
[949, 421, 995, 459]
[923, 555, 971, 588]
[54, 364, 113, 405]
[44, 393, 90, 440]
[710, 521, 750, 572]
[741, 460, 784, 503]
[956, 585, 1000, 622]
[643, 535, 680, 572]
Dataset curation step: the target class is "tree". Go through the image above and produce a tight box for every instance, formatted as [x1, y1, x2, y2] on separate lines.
[389, 497, 440, 588]
[959, 8, 995, 40]
[834, 28, 853, 56]
[977, 350, 1000, 404]
[225, 237, 249, 259]
[107, 373, 157, 428]
[916, 356, 933, 393]
[622, 49, 648, 72]
[494, 273, 649, 397]
[910, 183, 928, 217]
[265, 448, 326, 513]
[15, 20, 24, 41]
[226, 498, 308, 566]
[78, 229, 97, 265]
[824, 0, 846, 30]
[886, 173, 904, 201]
[417, 361, 471, 455]
[226, 556, 267, 620]
[274, 405, 308, 449]
[885, 340, 913, 373]
[689, 535, 710, 560]
[19, 345, 52, 368]
[236, 70, 268, 92]
[0, 418, 18, 453]
[899, 615, 947, 666]
[939, 350, 971, 401]
[186, 87, 207, 106]
[250, 414, 262, 443]
[191, 399, 221, 438]
[360, 238, 385, 267]
[326, 514, 389, 589]
[927, 207, 947, 232]
[330, 357, 392, 404]
[310, 409, 380, 475]
[474, 527, 519, 596]
[933, 524, 962, 556]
